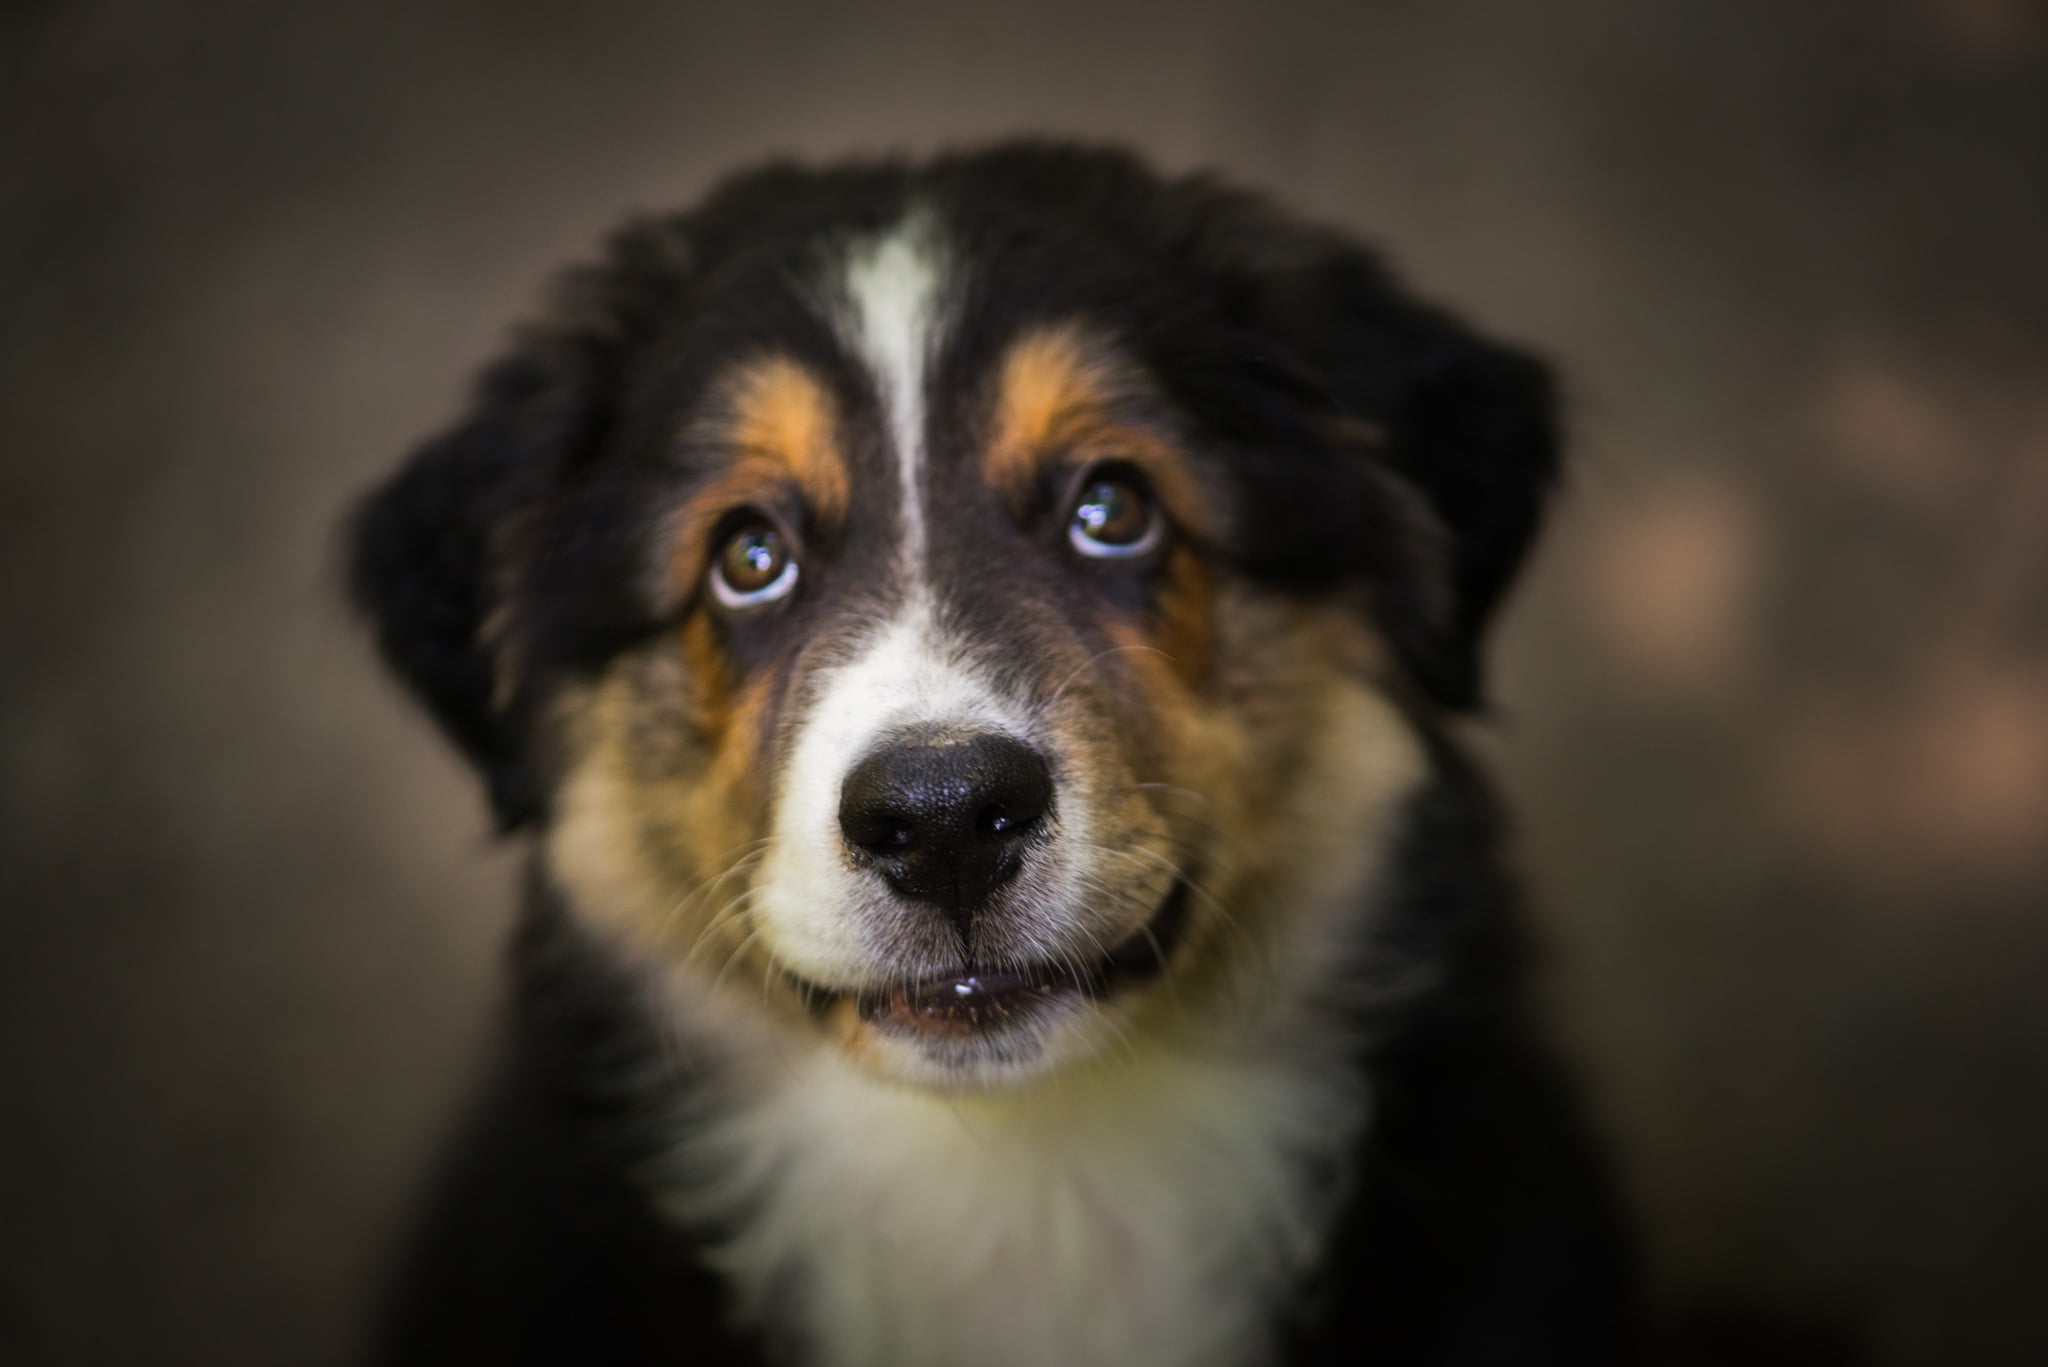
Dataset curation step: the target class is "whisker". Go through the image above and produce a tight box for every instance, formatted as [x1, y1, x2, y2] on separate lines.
[1056, 943, 1097, 998]
[1120, 842, 1238, 930]
[659, 837, 776, 943]
[1045, 643, 1173, 710]
[1086, 1010, 1141, 1074]
[711, 928, 765, 995]
[683, 886, 770, 969]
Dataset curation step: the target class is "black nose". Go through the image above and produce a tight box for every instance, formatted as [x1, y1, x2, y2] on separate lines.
[838, 729, 1054, 919]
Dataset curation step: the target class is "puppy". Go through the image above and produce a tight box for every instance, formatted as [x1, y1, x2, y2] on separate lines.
[352, 141, 1639, 1366]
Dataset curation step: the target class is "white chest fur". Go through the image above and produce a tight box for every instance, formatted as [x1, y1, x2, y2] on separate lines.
[656, 1040, 1367, 1367]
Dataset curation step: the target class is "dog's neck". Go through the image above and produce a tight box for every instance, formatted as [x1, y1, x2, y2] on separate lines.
[648, 1018, 1369, 1367]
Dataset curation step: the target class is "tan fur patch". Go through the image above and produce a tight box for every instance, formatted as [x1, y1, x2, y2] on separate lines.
[1150, 545, 1217, 688]
[542, 588, 784, 1004]
[730, 356, 848, 522]
[985, 325, 1210, 538]
[676, 613, 776, 847]
[986, 327, 1104, 496]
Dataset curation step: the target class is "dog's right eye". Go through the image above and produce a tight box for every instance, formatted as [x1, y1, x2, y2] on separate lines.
[711, 515, 799, 610]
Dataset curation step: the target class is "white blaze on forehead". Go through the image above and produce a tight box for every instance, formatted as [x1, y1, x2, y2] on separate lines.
[750, 217, 1040, 986]
[841, 219, 943, 568]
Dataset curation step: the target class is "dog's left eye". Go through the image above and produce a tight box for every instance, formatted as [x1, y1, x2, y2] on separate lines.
[711, 515, 799, 609]
[1068, 474, 1164, 559]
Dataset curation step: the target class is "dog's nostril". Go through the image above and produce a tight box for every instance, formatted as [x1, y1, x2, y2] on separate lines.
[871, 818, 916, 852]
[975, 791, 1045, 846]
[843, 812, 917, 857]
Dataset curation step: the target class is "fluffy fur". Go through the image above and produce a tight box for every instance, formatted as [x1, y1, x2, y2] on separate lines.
[353, 142, 1640, 1366]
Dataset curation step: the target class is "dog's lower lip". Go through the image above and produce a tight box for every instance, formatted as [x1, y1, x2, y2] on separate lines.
[860, 970, 1053, 1038]
[846, 875, 1193, 1039]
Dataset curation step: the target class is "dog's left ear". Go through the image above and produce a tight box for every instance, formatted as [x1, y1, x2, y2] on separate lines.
[1168, 182, 1561, 711]
[348, 218, 692, 829]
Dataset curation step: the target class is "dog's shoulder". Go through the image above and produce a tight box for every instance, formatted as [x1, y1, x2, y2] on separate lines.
[1295, 749, 1642, 1363]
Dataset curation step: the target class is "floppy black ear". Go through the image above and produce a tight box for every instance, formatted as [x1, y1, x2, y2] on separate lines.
[349, 353, 563, 830]
[1372, 320, 1559, 709]
[1168, 182, 1561, 710]
[347, 220, 690, 829]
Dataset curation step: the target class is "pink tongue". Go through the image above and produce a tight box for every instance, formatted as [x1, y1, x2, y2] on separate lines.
[871, 972, 1045, 1037]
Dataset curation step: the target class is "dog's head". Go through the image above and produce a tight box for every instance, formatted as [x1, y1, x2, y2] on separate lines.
[352, 145, 1556, 1088]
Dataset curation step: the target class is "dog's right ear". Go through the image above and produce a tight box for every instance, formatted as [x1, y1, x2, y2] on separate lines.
[347, 220, 690, 831]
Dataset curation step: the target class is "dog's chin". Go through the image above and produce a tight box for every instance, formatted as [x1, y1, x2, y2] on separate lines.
[805, 876, 1193, 1091]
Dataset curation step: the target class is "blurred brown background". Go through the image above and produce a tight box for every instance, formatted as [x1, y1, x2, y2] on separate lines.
[3, 1, 2045, 1363]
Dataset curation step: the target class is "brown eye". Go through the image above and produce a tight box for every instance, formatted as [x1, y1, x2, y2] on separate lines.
[1068, 476, 1163, 558]
[711, 516, 798, 608]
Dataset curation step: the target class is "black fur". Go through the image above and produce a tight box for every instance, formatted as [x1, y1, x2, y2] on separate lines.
[353, 142, 1634, 1365]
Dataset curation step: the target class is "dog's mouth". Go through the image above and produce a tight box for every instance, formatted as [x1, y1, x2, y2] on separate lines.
[807, 874, 1194, 1043]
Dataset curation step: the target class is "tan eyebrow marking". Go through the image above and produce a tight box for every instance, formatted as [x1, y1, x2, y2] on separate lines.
[986, 326, 1108, 503]
[727, 355, 849, 523]
[668, 356, 849, 600]
[983, 324, 1211, 537]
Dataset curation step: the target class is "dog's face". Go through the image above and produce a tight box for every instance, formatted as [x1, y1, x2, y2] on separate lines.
[352, 146, 1556, 1089]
